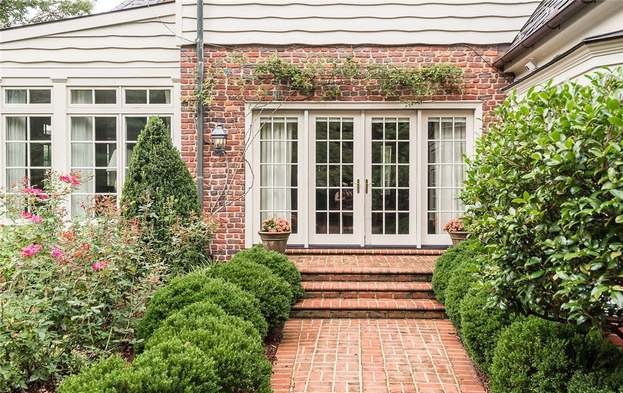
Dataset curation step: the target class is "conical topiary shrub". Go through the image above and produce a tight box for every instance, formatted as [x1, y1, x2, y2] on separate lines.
[121, 116, 200, 221]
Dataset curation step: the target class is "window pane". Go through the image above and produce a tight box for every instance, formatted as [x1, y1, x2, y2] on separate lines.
[6, 117, 26, 140]
[95, 169, 116, 193]
[95, 144, 116, 167]
[6, 168, 26, 187]
[71, 89, 93, 104]
[6, 143, 26, 166]
[125, 89, 147, 104]
[30, 117, 52, 141]
[94, 90, 116, 104]
[29, 89, 51, 104]
[6, 89, 27, 104]
[149, 89, 170, 104]
[29, 143, 52, 167]
[72, 143, 93, 167]
[95, 117, 116, 141]
[71, 117, 93, 141]
[30, 169, 47, 188]
[126, 117, 147, 141]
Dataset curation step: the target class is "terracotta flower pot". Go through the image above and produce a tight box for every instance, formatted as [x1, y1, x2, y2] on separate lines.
[259, 231, 291, 254]
[448, 230, 469, 246]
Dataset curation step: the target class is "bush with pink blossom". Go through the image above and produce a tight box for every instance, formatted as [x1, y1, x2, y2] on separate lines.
[0, 173, 167, 392]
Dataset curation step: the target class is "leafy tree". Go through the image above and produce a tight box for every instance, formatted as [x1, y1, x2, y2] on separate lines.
[1, 1, 92, 29]
[463, 68, 623, 334]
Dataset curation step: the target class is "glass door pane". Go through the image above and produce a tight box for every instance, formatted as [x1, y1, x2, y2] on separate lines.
[369, 117, 411, 236]
[314, 117, 354, 235]
[426, 117, 467, 234]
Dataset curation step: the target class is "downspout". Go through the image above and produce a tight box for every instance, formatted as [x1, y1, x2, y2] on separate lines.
[195, 0, 204, 209]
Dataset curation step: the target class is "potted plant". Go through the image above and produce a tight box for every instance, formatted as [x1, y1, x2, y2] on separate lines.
[259, 217, 291, 253]
[444, 217, 468, 245]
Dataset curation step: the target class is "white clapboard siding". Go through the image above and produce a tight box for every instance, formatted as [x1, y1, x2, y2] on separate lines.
[181, 0, 541, 45]
[0, 3, 180, 76]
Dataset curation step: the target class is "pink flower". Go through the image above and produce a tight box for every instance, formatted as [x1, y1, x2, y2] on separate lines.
[91, 260, 109, 272]
[21, 244, 42, 258]
[51, 246, 64, 260]
[20, 211, 43, 224]
[59, 174, 80, 186]
[23, 186, 49, 201]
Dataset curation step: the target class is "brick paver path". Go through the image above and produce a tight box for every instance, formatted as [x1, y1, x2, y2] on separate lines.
[273, 254, 486, 393]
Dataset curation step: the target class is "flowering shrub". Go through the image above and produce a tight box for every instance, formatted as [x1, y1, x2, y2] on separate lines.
[443, 217, 465, 232]
[261, 217, 291, 233]
[0, 173, 166, 392]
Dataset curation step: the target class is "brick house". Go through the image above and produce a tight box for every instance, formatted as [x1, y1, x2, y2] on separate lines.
[1, 0, 621, 258]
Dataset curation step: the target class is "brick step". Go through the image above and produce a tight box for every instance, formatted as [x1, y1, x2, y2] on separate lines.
[301, 271, 433, 282]
[291, 298, 445, 319]
[302, 281, 434, 299]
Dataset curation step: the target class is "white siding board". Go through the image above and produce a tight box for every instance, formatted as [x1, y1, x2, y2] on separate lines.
[179, 0, 540, 45]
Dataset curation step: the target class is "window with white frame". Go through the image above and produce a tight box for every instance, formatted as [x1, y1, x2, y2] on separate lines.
[5, 116, 52, 189]
[70, 89, 116, 104]
[124, 89, 171, 105]
[427, 116, 467, 234]
[5, 88, 51, 104]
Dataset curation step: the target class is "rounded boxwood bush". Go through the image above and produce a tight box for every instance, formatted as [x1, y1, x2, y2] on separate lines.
[208, 260, 293, 329]
[444, 259, 482, 329]
[156, 301, 261, 343]
[490, 317, 578, 393]
[459, 285, 513, 373]
[432, 239, 483, 303]
[146, 315, 271, 393]
[231, 245, 304, 301]
[568, 369, 623, 393]
[57, 355, 129, 393]
[128, 338, 220, 393]
[137, 272, 267, 341]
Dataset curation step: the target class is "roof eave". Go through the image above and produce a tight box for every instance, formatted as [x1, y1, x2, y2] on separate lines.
[493, 0, 594, 69]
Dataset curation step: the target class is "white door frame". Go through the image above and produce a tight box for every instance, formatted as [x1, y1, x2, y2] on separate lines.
[244, 101, 483, 249]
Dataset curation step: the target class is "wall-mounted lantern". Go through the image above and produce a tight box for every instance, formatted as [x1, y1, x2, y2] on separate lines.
[211, 123, 228, 155]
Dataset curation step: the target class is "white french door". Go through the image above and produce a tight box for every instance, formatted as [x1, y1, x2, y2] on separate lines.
[248, 107, 475, 248]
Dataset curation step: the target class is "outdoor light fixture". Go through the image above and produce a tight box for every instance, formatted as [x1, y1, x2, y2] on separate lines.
[211, 123, 228, 154]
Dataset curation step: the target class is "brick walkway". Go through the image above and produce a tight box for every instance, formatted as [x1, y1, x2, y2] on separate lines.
[272, 254, 486, 393]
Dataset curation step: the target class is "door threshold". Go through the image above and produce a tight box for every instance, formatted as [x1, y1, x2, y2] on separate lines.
[285, 246, 447, 256]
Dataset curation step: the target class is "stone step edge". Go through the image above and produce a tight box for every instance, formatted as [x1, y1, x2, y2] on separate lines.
[292, 299, 445, 311]
[291, 309, 447, 319]
[286, 248, 445, 256]
[301, 281, 433, 291]
[298, 268, 434, 274]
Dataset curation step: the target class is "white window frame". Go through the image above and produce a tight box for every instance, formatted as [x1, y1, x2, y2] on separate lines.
[245, 101, 482, 249]
[3, 87, 52, 105]
[123, 87, 172, 106]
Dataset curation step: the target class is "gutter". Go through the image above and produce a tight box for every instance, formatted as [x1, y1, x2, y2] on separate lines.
[494, 0, 595, 69]
[196, 1, 204, 209]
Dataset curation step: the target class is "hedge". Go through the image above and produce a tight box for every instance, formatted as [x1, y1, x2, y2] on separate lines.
[459, 285, 512, 373]
[489, 317, 578, 393]
[57, 355, 129, 393]
[146, 314, 271, 393]
[137, 273, 268, 342]
[431, 239, 483, 303]
[128, 339, 220, 393]
[231, 245, 304, 302]
[208, 259, 293, 329]
[444, 259, 482, 329]
[568, 369, 623, 393]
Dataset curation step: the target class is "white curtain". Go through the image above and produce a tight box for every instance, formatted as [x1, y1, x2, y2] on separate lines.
[71, 90, 92, 104]
[260, 119, 293, 221]
[5, 117, 27, 187]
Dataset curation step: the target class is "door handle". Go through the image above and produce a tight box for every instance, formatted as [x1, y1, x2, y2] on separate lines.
[365, 179, 369, 194]
[356, 179, 360, 193]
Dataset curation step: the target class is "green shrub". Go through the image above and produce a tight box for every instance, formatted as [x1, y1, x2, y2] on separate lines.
[490, 317, 577, 393]
[232, 245, 304, 301]
[146, 315, 271, 393]
[128, 338, 220, 393]
[57, 355, 129, 393]
[137, 272, 267, 342]
[463, 68, 623, 328]
[459, 285, 513, 373]
[568, 368, 623, 393]
[121, 116, 200, 222]
[156, 301, 261, 343]
[209, 260, 293, 329]
[444, 259, 482, 329]
[432, 239, 483, 304]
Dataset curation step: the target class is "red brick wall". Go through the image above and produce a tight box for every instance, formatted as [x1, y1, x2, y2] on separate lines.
[180, 45, 511, 259]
